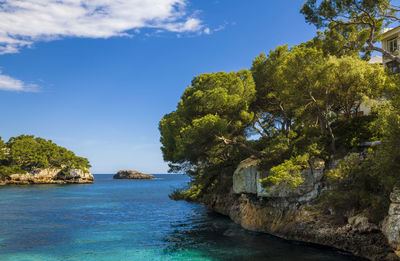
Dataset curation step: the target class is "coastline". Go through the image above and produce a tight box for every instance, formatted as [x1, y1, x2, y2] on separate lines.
[205, 191, 396, 261]
[0, 168, 94, 185]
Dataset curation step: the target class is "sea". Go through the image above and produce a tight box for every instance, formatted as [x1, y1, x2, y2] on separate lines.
[0, 174, 360, 260]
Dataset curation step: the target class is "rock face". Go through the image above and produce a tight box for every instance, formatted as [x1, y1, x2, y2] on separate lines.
[206, 158, 399, 261]
[232, 157, 259, 194]
[382, 188, 400, 257]
[113, 170, 154, 180]
[0, 168, 94, 185]
[233, 157, 325, 202]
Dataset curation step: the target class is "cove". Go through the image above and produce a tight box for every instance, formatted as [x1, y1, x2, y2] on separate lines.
[0, 174, 360, 261]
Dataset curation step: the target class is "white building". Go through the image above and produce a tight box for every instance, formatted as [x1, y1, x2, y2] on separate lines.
[381, 26, 400, 73]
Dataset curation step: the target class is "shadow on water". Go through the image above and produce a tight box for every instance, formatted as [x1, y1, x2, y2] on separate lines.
[163, 211, 363, 261]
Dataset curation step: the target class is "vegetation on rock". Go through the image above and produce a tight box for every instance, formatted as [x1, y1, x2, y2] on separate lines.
[113, 170, 155, 179]
[0, 135, 91, 177]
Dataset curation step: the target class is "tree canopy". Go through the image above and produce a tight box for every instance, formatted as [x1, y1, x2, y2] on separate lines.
[160, 43, 389, 200]
[159, 70, 256, 171]
[251, 45, 386, 153]
[301, 0, 400, 61]
[0, 135, 90, 177]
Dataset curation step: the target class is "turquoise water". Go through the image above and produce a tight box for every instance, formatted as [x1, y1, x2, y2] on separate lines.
[0, 174, 359, 261]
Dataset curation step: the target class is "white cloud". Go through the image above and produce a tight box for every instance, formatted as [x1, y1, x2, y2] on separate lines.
[0, 0, 205, 54]
[0, 72, 38, 92]
[0, 0, 206, 92]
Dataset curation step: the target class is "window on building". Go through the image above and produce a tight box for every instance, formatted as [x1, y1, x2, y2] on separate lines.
[386, 60, 400, 74]
[388, 38, 398, 52]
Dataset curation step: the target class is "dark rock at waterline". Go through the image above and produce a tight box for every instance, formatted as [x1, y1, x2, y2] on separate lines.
[113, 170, 154, 180]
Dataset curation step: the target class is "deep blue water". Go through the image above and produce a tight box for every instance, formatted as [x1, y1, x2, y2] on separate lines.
[0, 174, 359, 260]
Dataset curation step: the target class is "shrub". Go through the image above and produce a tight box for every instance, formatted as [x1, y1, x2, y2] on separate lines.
[319, 152, 391, 223]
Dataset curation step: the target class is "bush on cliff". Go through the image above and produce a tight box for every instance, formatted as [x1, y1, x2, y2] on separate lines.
[0, 135, 91, 177]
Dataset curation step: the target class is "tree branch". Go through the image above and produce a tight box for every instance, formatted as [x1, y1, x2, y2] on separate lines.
[252, 123, 267, 137]
[217, 136, 265, 158]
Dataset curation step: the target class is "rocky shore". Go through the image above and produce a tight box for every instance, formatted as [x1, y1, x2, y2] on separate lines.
[113, 170, 154, 179]
[0, 168, 94, 185]
[204, 158, 400, 261]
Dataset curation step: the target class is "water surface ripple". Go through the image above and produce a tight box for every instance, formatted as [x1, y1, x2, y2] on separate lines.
[0, 174, 360, 260]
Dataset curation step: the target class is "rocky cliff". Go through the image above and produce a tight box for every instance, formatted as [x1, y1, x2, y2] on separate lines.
[0, 168, 94, 185]
[205, 158, 399, 261]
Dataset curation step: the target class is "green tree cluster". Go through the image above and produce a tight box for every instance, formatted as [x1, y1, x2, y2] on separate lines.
[160, 1, 399, 221]
[251, 45, 386, 189]
[0, 135, 90, 177]
[160, 71, 257, 200]
[160, 42, 388, 202]
[321, 77, 400, 223]
[300, 0, 400, 222]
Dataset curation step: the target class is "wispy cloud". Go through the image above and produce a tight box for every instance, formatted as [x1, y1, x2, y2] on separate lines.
[0, 71, 38, 92]
[0, 0, 208, 92]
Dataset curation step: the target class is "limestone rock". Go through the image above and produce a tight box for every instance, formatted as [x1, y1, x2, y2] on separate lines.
[208, 157, 400, 260]
[232, 157, 259, 194]
[233, 157, 325, 202]
[1, 168, 94, 185]
[206, 191, 396, 261]
[348, 215, 379, 233]
[383, 188, 400, 256]
[113, 170, 154, 180]
[391, 188, 400, 203]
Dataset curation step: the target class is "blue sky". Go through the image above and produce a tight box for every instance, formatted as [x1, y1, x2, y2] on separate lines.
[0, 0, 316, 174]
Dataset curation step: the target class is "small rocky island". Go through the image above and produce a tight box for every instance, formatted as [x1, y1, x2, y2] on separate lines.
[113, 170, 155, 180]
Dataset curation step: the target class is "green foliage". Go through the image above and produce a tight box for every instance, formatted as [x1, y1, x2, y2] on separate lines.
[332, 115, 377, 153]
[250, 45, 293, 122]
[0, 166, 25, 177]
[0, 135, 90, 177]
[320, 96, 400, 223]
[160, 70, 257, 202]
[169, 160, 235, 202]
[169, 187, 187, 201]
[298, 0, 400, 221]
[160, 14, 395, 219]
[300, 0, 399, 60]
[260, 154, 309, 189]
[160, 41, 392, 203]
[159, 70, 256, 171]
[251, 45, 385, 138]
[320, 152, 391, 223]
[323, 56, 386, 116]
[306, 25, 372, 59]
[0, 137, 5, 162]
[300, 0, 389, 30]
[368, 99, 400, 188]
[250, 45, 386, 188]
